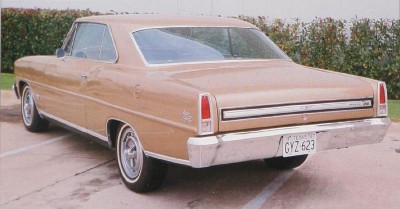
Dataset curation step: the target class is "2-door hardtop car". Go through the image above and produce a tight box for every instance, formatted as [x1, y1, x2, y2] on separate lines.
[13, 15, 391, 192]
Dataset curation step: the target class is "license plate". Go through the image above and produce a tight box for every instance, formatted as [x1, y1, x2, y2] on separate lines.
[282, 132, 317, 157]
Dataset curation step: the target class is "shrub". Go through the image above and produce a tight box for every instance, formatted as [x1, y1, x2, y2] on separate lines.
[1, 9, 399, 99]
[1, 8, 99, 73]
[240, 16, 399, 99]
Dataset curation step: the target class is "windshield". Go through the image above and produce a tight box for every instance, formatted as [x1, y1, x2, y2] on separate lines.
[132, 27, 289, 65]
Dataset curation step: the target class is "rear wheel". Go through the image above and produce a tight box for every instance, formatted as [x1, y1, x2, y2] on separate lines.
[264, 155, 308, 170]
[21, 84, 49, 132]
[116, 124, 168, 193]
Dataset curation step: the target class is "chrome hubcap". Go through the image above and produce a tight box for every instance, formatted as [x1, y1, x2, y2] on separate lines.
[120, 130, 143, 179]
[22, 88, 34, 125]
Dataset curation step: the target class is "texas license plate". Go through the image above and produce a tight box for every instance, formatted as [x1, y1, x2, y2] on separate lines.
[282, 132, 317, 157]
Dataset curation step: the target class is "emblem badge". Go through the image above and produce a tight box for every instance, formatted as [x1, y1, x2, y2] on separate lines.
[182, 110, 192, 123]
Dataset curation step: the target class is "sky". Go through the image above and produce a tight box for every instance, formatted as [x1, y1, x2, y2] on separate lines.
[1, 0, 400, 21]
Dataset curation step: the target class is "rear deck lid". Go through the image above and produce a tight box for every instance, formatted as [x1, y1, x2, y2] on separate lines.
[166, 60, 374, 132]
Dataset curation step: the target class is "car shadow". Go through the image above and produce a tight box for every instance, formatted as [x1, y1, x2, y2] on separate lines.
[144, 160, 287, 207]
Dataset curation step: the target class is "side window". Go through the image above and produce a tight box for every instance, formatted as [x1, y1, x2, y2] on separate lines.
[69, 23, 117, 62]
[99, 28, 117, 62]
[71, 23, 104, 59]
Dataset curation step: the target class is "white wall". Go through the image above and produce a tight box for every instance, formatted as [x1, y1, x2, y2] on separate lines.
[2, 0, 399, 21]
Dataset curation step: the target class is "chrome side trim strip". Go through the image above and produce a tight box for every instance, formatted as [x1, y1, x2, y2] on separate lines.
[144, 151, 190, 166]
[23, 79, 196, 133]
[222, 98, 373, 121]
[38, 110, 190, 164]
[39, 111, 108, 142]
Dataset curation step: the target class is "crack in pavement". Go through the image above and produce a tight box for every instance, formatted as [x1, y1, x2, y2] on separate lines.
[0, 159, 116, 207]
[74, 159, 116, 176]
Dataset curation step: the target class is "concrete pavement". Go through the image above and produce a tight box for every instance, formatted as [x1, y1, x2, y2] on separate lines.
[1, 90, 399, 209]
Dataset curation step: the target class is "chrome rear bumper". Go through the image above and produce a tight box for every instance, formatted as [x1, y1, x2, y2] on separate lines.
[187, 118, 391, 168]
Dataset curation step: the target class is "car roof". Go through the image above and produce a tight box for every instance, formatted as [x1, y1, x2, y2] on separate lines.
[76, 14, 256, 31]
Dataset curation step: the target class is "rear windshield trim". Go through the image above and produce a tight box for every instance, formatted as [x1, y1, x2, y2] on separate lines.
[130, 26, 289, 67]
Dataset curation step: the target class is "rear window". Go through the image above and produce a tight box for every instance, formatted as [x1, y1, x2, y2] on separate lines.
[132, 27, 288, 65]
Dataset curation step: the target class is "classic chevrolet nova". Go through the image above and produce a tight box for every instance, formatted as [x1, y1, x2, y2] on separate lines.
[13, 15, 391, 192]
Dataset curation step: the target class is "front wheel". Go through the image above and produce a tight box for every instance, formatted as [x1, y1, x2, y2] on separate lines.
[264, 155, 308, 170]
[116, 124, 168, 193]
[21, 84, 49, 132]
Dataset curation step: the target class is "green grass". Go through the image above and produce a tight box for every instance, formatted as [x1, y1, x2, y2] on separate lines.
[388, 100, 400, 122]
[0, 73, 15, 90]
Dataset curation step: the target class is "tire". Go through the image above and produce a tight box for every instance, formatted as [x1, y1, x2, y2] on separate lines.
[21, 84, 49, 132]
[116, 124, 168, 193]
[264, 155, 308, 170]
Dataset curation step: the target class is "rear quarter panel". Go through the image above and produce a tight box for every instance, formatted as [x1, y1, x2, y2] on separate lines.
[85, 65, 212, 160]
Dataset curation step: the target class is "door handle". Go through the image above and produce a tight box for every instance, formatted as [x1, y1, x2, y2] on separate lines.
[80, 73, 88, 85]
[80, 73, 88, 79]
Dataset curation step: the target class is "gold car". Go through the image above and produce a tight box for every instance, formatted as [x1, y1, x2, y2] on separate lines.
[13, 15, 391, 193]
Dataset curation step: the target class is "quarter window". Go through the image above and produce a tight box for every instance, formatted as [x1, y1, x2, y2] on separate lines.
[66, 23, 117, 62]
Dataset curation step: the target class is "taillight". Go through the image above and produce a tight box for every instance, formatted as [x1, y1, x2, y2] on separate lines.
[199, 93, 213, 135]
[201, 96, 211, 119]
[377, 82, 388, 116]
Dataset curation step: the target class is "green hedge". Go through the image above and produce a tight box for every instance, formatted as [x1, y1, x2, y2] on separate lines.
[241, 16, 400, 99]
[1, 8, 99, 72]
[1, 9, 399, 99]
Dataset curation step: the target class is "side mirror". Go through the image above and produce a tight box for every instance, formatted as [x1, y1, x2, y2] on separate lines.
[56, 48, 66, 58]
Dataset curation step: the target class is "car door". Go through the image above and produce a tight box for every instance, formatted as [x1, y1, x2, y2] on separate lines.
[43, 23, 109, 129]
[81, 23, 118, 137]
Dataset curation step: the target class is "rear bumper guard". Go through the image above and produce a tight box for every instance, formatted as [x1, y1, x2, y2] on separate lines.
[187, 118, 391, 168]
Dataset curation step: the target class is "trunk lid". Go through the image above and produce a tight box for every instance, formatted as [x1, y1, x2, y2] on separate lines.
[164, 60, 374, 132]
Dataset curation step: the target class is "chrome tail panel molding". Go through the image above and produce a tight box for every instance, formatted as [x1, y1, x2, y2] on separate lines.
[221, 98, 374, 121]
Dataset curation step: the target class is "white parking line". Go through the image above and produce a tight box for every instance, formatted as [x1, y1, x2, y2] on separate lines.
[0, 134, 72, 158]
[242, 169, 295, 209]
